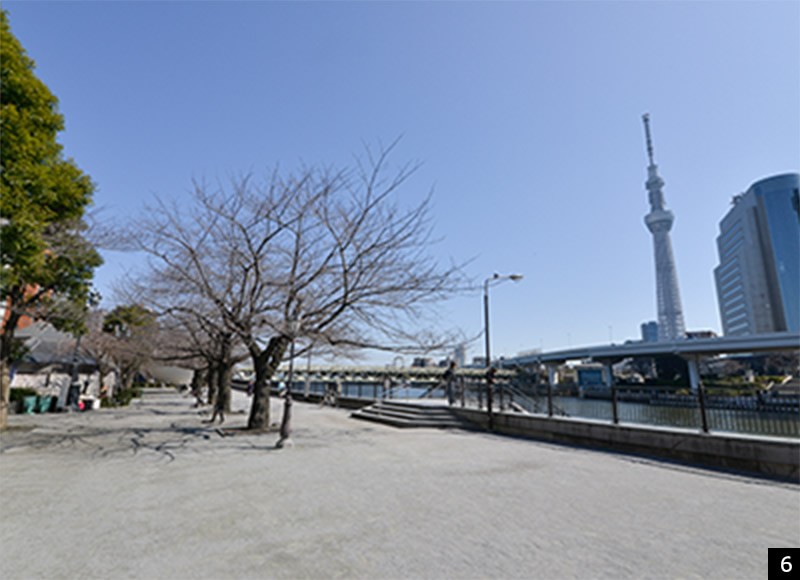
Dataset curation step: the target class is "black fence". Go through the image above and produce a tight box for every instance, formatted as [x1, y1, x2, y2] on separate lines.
[496, 382, 799, 438]
[248, 376, 799, 438]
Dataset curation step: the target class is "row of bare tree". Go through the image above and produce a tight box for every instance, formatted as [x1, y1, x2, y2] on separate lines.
[103, 145, 467, 431]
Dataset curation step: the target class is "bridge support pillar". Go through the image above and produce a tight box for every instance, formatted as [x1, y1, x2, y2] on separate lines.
[602, 362, 615, 389]
[685, 355, 709, 432]
[602, 360, 619, 424]
[686, 355, 701, 393]
[546, 364, 560, 387]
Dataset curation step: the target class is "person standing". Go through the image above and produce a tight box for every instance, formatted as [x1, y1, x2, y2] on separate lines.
[443, 361, 457, 406]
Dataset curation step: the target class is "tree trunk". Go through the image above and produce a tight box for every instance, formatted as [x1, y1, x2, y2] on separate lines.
[191, 368, 205, 391]
[206, 365, 218, 407]
[247, 335, 290, 431]
[216, 363, 232, 414]
[0, 362, 10, 431]
[0, 310, 23, 430]
[122, 369, 135, 392]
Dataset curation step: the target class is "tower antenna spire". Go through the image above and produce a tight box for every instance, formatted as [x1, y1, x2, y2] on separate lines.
[641, 112, 685, 341]
[642, 113, 655, 165]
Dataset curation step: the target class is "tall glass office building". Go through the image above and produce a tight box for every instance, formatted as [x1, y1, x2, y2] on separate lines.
[714, 173, 800, 335]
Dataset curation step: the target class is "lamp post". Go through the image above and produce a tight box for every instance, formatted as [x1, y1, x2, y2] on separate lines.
[483, 273, 523, 430]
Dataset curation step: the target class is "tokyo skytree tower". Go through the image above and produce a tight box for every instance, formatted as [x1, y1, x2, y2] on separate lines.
[642, 113, 686, 341]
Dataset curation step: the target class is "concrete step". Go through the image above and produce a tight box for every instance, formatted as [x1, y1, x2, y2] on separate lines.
[372, 403, 457, 418]
[351, 401, 475, 429]
[357, 407, 454, 422]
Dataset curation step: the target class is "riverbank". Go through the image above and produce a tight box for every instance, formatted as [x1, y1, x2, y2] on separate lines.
[1, 388, 798, 579]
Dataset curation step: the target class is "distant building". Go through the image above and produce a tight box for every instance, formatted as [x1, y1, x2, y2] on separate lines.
[714, 173, 800, 335]
[411, 357, 435, 368]
[2, 285, 39, 333]
[641, 321, 659, 343]
[453, 344, 466, 367]
[576, 364, 605, 390]
[470, 356, 487, 368]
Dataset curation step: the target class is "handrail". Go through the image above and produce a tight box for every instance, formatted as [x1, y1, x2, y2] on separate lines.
[497, 380, 569, 417]
[418, 382, 441, 399]
[450, 378, 568, 417]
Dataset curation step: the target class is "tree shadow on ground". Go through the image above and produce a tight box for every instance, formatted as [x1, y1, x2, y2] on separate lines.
[0, 419, 284, 461]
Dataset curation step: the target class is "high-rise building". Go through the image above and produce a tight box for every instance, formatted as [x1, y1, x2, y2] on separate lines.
[714, 173, 800, 336]
[641, 114, 686, 341]
[640, 321, 659, 343]
[453, 344, 466, 367]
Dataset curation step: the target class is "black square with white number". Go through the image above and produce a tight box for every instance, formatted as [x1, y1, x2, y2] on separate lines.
[770, 548, 800, 580]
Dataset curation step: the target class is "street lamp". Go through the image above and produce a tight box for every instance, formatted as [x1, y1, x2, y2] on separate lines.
[483, 273, 523, 430]
[483, 273, 523, 368]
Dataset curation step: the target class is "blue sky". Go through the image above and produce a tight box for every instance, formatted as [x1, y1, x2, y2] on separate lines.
[5, 1, 799, 363]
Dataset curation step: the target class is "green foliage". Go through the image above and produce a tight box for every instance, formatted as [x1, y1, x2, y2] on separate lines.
[9, 387, 37, 403]
[3, 336, 29, 364]
[0, 10, 102, 341]
[111, 386, 142, 407]
[704, 386, 757, 397]
[653, 355, 689, 385]
[0, 11, 92, 217]
[102, 304, 157, 335]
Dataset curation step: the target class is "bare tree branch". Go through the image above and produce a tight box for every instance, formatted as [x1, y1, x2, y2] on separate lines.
[118, 144, 469, 429]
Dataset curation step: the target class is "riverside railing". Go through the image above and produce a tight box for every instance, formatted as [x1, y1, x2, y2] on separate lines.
[261, 376, 799, 438]
[416, 377, 798, 438]
[495, 382, 799, 439]
[458, 379, 568, 417]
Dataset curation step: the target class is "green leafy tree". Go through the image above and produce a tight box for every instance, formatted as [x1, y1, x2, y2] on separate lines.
[0, 11, 101, 428]
[101, 304, 158, 397]
[653, 354, 689, 386]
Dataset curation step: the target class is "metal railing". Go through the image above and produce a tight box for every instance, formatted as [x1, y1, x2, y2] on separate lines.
[546, 385, 799, 438]
[256, 376, 799, 438]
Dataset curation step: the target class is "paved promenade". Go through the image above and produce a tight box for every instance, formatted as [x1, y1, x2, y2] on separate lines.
[1, 388, 798, 580]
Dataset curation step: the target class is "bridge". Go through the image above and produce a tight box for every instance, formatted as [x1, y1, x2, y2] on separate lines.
[260, 332, 799, 394]
[505, 331, 800, 392]
[263, 364, 510, 385]
[255, 333, 799, 452]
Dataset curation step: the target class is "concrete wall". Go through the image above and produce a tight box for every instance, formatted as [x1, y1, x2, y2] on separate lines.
[452, 408, 800, 482]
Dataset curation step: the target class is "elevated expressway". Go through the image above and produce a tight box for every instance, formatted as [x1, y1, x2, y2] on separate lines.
[256, 333, 798, 395]
[505, 331, 800, 392]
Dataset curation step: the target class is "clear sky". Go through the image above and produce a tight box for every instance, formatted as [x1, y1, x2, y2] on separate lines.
[5, 1, 799, 364]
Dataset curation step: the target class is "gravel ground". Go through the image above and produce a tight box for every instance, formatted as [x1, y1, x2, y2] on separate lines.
[1, 388, 798, 580]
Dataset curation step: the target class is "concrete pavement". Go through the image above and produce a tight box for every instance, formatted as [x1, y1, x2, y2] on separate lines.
[1, 388, 798, 579]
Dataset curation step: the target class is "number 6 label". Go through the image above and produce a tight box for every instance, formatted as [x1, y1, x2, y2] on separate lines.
[770, 549, 799, 579]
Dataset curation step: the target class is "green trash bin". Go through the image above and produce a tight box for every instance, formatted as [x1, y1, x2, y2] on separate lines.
[22, 396, 37, 414]
[36, 395, 53, 413]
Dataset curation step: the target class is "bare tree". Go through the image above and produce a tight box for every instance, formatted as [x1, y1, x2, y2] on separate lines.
[120, 284, 252, 419]
[81, 309, 121, 395]
[162, 310, 247, 422]
[126, 144, 466, 430]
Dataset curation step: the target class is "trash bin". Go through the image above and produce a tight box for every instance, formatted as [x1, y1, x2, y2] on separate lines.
[22, 396, 37, 414]
[36, 395, 53, 413]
